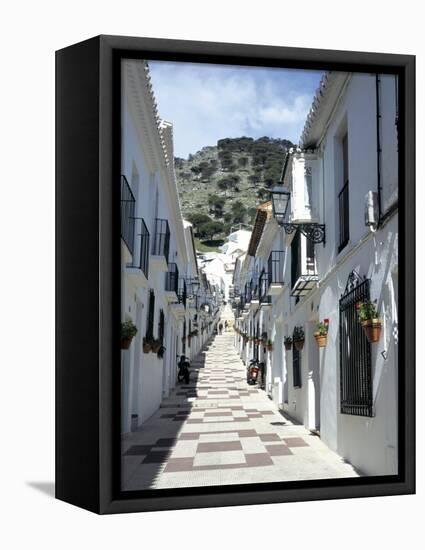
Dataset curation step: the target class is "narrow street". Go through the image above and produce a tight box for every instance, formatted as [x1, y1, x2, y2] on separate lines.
[122, 329, 358, 490]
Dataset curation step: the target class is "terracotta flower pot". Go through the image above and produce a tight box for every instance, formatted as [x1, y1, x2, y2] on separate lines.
[267, 344, 273, 352]
[361, 319, 382, 343]
[151, 341, 161, 353]
[121, 337, 133, 350]
[284, 342, 292, 351]
[294, 339, 305, 351]
[142, 340, 152, 353]
[314, 332, 327, 347]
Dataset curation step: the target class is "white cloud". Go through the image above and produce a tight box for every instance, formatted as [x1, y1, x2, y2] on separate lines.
[148, 61, 322, 158]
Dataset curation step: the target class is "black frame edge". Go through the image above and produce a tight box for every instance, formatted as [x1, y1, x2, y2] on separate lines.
[55, 35, 102, 514]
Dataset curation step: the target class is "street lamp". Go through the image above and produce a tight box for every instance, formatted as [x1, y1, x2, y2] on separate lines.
[270, 182, 326, 245]
[271, 182, 291, 224]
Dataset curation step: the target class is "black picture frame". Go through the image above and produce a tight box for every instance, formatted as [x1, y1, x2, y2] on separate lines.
[56, 35, 415, 514]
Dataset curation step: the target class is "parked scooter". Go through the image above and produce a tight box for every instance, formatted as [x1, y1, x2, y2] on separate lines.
[177, 355, 190, 384]
[247, 359, 259, 385]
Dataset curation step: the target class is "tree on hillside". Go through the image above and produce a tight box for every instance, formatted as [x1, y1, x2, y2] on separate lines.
[231, 200, 247, 224]
[217, 174, 240, 190]
[208, 194, 225, 218]
[202, 221, 224, 240]
[186, 213, 212, 236]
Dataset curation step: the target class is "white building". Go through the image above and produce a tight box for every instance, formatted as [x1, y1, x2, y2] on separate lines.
[233, 71, 399, 476]
[120, 60, 217, 434]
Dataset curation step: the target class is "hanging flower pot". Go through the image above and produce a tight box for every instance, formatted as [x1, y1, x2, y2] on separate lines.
[284, 337, 292, 351]
[361, 319, 382, 343]
[121, 338, 132, 350]
[266, 340, 273, 352]
[121, 319, 138, 350]
[314, 332, 327, 347]
[143, 337, 152, 353]
[314, 319, 329, 347]
[356, 300, 382, 343]
[151, 339, 161, 353]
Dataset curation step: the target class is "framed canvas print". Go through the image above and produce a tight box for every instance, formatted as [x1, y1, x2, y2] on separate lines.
[56, 35, 415, 514]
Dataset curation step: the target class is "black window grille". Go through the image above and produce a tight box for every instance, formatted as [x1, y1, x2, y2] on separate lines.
[152, 218, 170, 262]
[291, 231, 301, 289]
[338, 133, 350, 252]
[120, 175, 135, 254]
[182, 320, 186, 354]
[165, 263, 179, 294]
[292, 334, 302, 388]
[339, 271, 373, 417]
[158, 309, 165, 345]
[135, 218, 150, 278]
[146, 289, 155, 340]
[268, 251, 285, 285]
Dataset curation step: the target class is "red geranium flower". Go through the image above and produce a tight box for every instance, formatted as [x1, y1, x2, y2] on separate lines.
[324, 318, 330, 324]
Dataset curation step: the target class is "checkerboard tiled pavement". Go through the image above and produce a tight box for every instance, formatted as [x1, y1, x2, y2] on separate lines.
[122, 332, 359, 490]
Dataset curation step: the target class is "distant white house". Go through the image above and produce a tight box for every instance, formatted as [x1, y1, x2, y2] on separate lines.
[233, 71, 399, 476]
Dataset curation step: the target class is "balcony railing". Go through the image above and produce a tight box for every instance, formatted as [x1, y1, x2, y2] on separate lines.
[338, 181, 350, 252]
[178, 278, 187, 308]
[268, 251, 285, 285]
[165, 263, 179, 294]
[245, 282, 252, 304]
[134, 218, 150, 278]
[120, 175, 135, 254]
[259, 270, 271, 305]
[152, 218, 170, 262]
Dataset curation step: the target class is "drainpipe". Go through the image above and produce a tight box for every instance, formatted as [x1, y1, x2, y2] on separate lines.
[375, 74, 383, 224]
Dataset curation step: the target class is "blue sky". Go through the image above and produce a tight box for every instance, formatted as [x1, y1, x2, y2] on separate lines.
[148, 60, 323, 159]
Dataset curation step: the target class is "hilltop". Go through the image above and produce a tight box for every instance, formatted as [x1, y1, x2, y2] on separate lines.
[175, 136, 294, 251]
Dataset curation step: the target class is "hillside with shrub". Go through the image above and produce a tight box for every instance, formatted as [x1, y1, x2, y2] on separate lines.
[175, 136, 294, 251]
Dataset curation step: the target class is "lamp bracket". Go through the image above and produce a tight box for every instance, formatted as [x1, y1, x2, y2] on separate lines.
[280, 222, 326, 245]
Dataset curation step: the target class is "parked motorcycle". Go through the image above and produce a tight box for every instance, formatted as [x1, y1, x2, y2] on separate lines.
[177, 355, 190, 384]
[247, 359, 259, 385]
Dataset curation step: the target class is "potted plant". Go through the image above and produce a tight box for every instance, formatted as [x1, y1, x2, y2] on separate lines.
[293, 326, 305, 351]
[151, 339, 161, 353]
[121, 319, 138, 349]
[284, 336, 293, 351]
[143, 336, 153, 353]
[157, 345, 166, 359]
[266, 339, 273, 351]
[356, 299, 382, 343]
[314, 319, 329, 347]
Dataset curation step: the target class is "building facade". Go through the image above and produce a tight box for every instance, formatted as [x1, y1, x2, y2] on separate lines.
[120, 60, 219, 434]
[233, 71, 399, 476]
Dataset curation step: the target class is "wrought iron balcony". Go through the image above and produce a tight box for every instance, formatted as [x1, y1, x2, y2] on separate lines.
[126, 217, 150, 286]
[165, 263, 179, 301]
[120, 175, 135, 255]
[259, 270, 272, 306]
[178, 278, 187, 308]
[338, 181, 350, 252]
[267, 250, 285, 295]
[151, 218, 170, 260]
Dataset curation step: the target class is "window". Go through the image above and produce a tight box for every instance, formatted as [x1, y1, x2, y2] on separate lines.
[158, 309, 165, 346]
[338, 133, 350, 251]
[339, 272, 373, 417]
[304, 166, 312, 214]
[292, 334, 302, 388]
[146, 289, 155, 340]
